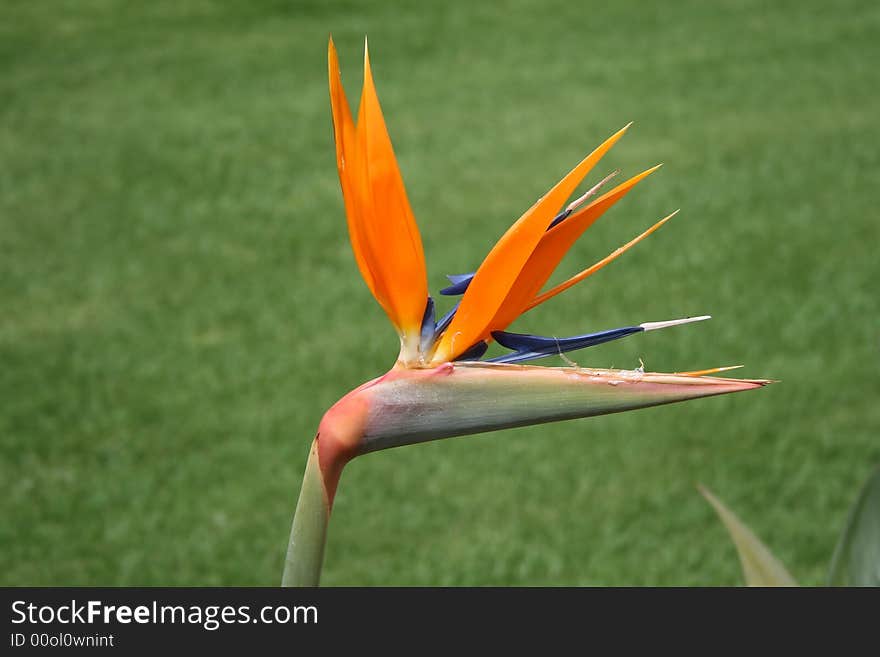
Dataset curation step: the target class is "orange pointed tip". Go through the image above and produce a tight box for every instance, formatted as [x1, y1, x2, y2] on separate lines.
[680, 368, 776, 385]
[328, 36, 337, 66]
[611, 122, 634, 139]
[363, 37, 371, 76]
[611, 122, 633, 144]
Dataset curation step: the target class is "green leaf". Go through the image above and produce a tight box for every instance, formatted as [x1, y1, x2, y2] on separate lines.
[828, 465, 880, 586]
[699, 484, 798, 587]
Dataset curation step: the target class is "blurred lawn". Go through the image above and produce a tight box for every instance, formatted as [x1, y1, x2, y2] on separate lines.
[1, 0, 878, 586]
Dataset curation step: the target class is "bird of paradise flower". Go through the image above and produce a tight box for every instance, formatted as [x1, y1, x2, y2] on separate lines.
[281, 38, 770, 586]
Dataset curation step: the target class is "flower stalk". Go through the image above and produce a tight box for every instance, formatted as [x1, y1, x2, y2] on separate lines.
[281, 439, 329, 587]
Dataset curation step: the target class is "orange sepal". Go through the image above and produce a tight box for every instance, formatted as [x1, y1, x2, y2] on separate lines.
[328, 38, 428, 342]
[432, 125, 631, 362]
[482, 164, 662, 337]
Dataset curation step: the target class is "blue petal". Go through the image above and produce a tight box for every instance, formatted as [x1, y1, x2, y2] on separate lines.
[434, 300, 460, 335]
[419, 297, 436, 354]
[446, 273, 474, 285]
[487, 326, 644, 364]
[440, 273, 475, 296]
[453, 341, 489, 361]
[547, 207, 572, 229]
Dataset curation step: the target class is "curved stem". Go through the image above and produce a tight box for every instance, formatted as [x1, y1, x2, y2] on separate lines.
[282, 439, 331, 587]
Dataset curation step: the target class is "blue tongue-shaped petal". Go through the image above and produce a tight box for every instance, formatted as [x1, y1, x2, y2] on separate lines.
[453, 341, 489, 361]
[486, 316, 711, 364]
[419, 297, 436, 354]
[434, 300, 460, 335]
[488, 326, 644, 364]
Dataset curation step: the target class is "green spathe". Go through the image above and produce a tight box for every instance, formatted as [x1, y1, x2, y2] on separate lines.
[355, 362, 769, 454]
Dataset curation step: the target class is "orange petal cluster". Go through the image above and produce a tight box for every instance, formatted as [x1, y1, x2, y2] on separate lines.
[329, 39, 674, 366]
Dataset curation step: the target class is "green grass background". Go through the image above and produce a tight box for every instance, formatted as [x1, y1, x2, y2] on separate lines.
[2, 0, 878, 586]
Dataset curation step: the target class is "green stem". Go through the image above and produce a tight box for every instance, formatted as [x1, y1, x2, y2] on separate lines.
[281, 439, 330, 587]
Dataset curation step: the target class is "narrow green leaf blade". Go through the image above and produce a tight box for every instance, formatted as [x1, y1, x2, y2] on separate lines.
[699, 484, 798, 587]
[828, 465, 880, 586]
